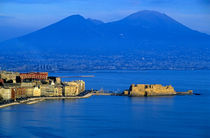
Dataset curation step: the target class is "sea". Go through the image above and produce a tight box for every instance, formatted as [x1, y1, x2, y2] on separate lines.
[0, 70, 210, 138]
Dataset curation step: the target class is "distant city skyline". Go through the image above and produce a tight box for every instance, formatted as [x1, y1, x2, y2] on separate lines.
[0, 0, 210, 42]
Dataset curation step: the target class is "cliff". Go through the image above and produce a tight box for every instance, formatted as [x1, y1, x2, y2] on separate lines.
[124, 84, 177, 96]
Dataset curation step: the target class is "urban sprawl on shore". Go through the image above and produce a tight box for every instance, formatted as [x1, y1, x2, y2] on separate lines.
[0, 71, 87, 107]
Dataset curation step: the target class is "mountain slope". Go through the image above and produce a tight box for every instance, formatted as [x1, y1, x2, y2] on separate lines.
[1, 15, 106, 54]
[100, 11, 210, 50]
[1, 10, 210, 54]
[0, 10, 210, 71]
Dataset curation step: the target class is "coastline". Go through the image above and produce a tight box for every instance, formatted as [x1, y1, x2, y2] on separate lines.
[0, 91, 195, 109]
[0, 102, 20, 108]
[0, 93, 92, 108]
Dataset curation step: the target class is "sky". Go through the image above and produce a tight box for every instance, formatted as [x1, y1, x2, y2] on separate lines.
[0, 0, 210, 42]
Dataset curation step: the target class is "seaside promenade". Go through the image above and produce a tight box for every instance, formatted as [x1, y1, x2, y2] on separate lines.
[0, 93, 92, 108]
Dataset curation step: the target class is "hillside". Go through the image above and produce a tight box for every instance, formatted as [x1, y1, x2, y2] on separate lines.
[0, 10, 210, 71]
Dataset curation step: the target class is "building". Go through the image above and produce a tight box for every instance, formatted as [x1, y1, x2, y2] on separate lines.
[56, 77, 61, 84]
[66, 80, 85, 93]
[0, 87, 26, 101]
[40, 85, 55, 96]
[0, 71, 20, 83]
[21, 82, 36, 87]
[3, 83, 21, 88]
[25, 87, 34, 97]
[13, 88, 27, 99]
[0, 88, 12, 100]
[64, 85, 78, 96]
[20, 72, 48, 81]
[54, 86, 63, 96]
[33, 86, 41, 97]
[9, 87, 28, 99]
[64, 80, 85, 96]
[0, 70, 87, 102]
[127, 84, 176, 96]
[76, 80, 85, 93]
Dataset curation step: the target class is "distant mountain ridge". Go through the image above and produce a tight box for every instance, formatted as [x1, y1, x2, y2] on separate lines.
[0, 10, 210, 71]
[1, 10, 210, 54]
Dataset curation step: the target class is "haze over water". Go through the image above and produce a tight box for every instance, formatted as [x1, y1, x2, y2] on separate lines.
[0, 70, 210, 137]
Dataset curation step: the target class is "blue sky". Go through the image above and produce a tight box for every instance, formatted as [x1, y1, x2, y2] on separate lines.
[0, 0, 210, 41]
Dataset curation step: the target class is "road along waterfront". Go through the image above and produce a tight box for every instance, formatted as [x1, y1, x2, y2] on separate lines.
[0, 93, 92, 108]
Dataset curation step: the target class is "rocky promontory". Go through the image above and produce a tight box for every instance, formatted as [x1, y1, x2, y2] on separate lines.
[123, 84, 193, 97]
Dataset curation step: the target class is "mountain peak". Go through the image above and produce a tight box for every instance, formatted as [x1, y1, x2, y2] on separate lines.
[124, 10, 166, 20]
[118, 10, 181, 28]
[53, 14, 87, 27]
[135, 10, 164, 15]
[62, 14, 85, 22]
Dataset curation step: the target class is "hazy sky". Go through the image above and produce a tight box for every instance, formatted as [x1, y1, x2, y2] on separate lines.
[0, 0, 210, 41]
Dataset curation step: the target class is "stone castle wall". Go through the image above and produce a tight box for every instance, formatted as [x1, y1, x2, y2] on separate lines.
[127, 84, 176, 96]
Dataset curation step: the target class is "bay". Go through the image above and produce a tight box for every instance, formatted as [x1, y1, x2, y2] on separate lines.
[0, 70, 210, 138]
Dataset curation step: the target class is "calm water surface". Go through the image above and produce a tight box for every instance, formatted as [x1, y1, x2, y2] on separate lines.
[0, 70, 210, 138]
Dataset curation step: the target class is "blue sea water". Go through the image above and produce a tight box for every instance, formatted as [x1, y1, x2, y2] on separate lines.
[0, 70, 210, 138]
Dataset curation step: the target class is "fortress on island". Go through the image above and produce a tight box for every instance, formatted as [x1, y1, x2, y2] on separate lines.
[123, 84, 193, 96]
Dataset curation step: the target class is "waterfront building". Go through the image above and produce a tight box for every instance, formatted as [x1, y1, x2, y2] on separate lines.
[0, 70, 86, 101]
[66, 80, 85, 93]
[54, 86, 63, 97]
[25, 87, 34, 97]
[0, 88, 12, 100]
[40, 85, 55, 96]
[0, 71, 20, 83]
[33, 86, 41, 97]
[9, 87, 28, 100]
[64, 85, 78, 96]
[76, 80, 85, 93]
[20, 72, 48, 81]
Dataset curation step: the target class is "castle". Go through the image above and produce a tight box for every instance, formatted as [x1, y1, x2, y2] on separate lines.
[123, 84, 192, 96]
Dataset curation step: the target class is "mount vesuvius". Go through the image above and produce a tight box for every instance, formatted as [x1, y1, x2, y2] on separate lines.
[0, 10, 210, 71]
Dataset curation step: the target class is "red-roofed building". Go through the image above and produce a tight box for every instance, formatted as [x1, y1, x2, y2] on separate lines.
[20, 72, 48, 80]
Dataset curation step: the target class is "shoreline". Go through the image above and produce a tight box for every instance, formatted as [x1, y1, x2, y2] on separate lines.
[0, 102, 20, 108]
[0, 91, 195, 109]
[0, 93, 92, 108]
